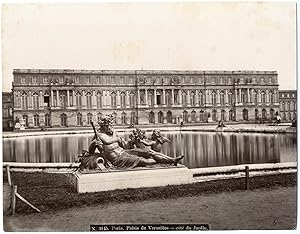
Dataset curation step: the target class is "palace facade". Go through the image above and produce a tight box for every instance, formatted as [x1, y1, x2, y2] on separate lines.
[279, 90, 297, 122]
[12, 69, 280, 129]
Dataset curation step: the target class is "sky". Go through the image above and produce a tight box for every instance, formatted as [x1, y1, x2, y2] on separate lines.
[1, 2, 297, 91]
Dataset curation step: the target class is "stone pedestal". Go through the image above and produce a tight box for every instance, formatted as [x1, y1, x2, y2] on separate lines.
[72, 166, 193, 193]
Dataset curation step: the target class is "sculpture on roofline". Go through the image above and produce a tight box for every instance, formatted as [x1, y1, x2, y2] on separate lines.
[78, 114, 184, 171]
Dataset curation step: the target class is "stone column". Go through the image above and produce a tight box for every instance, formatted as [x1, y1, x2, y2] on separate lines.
[234, 89, 238, 104]
[239, 89, 242, 104]
[116, 90, 121, 108]
[154, 89, 157, 107]
[67, 90, 70, 107]
[162, 89, 166, 106]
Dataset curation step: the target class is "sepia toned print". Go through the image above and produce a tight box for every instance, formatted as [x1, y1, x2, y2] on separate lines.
[2, 2, 297, 232]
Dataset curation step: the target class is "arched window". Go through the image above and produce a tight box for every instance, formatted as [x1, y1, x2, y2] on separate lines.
[76, 91, 82, 107]
[221, 110, 226, 121]
[212, 110, 217, 121]
[97, 112, 102, 123]
[262, 109, 267, 120]
[261, 92, 266, 103]
[23, 115, 29, 127]
[86, 92, 92, 108]
[77, 113, 83, 126]
[242, 109, 248, 121]
[229, 110, 233, 121]
[191, 110, 196, 122]
[269, 91, 274, 104]
[220, 92, 225, 105]
[199, 91, 204, 106]
[121, 112, 127, 125]
[182, 91, 187, 106]
[270, 109, 275, 120]
[21, 93, 28, 110]
[120, 92, 126, 108]
[61, 113, 67, 126]
[200, 110, 204, 122]
[166, 90, 172, 106]
[96, 92, 102, 108]
[190, 91, 195, 106]
[130, 111, 136, 124]
[167, 111, 172, 123]
[34, 114, 39, 127]
[241, 91, 247, 104]
[212, 92, 217, 105]
[130, 92, 135, 107]
[45, 114, 51, 127]
[183, 111, 188, 122]
[148, 91, 153, 106]
[255, 109, 259, 120]
[253, 91, 258, 104]
[158, 111, 164, 123]
[228, 92, 233, 104]
[111, 92, 117, 108]
[33, 93, 39, 109]
[149, 111, 155, 124]
[87, 113, 93, 125]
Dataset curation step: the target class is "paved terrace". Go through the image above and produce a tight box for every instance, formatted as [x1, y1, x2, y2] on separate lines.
[2, 123, 295, 138]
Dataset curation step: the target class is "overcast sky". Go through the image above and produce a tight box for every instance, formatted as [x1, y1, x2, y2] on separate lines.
[2, 2, 296, 91]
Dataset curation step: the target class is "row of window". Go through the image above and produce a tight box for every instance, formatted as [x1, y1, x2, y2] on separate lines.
[22, 108, 278, 128]
[17, 90, 278, 110]
[280, 101, 296, 111]
[19, 75, 276, 85]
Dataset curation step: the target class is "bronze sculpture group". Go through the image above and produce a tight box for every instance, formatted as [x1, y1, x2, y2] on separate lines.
[78, 115, 184, 171]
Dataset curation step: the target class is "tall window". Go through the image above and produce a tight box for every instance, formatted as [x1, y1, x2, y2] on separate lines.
[255, 109, 259, 120]
[199, 92, 204, 106]
[45, 114, 51, 127]
[97, 112, 102, 123]
[182, 91, 187, 106]
[183, 111, 188, 122]
[34, 114, 39, 127]
[86, 92, 92, 108]
[111, 92, 117, 108]
[23, 115, 29, 127]
[241, 91, 247, 104]
[270, 109, 275, 120]
[121, 112, 127, 124]
[212, 92, 216, 105]
[130, 111, 136, 124]
[261, 92, 266, 103]
[229, 110, 233, 121]
[149, 111, 155, 124]
[220, 92, 225, 105]
[167, 111, 172, 123]
[191, 110, 196, 122]
[228, 92, 233, 105]
[269, 91, 274, 104]
[158, 111, 164, 123]
[212, 110, 217, 121]
[200, 110, 204, 122]
[190, 92, 195, 106]
[60, 91, 67, 108]
[96, 92, 102, 108]
[33, 93, 39, 109]
[262, 109, 267, 120]
[174, 90, 178, 105]
[221, 110, 226, 121]
[87, 113, 93, 124]
[120, 92, 126, 108]
[253, 91, 258, 104]
[61, 113, 67, 126]
[21, 93, 28, 110]
[242, 109, 248, 121]
[166, 90, 172, 106]
[129, 92, 135, 107]
[148, 92, 153, 106]
[76, 92, 82, 107]
[77, 113, 83, 126]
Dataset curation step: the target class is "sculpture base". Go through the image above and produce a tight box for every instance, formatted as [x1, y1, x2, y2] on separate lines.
[72, 165, 193, 193]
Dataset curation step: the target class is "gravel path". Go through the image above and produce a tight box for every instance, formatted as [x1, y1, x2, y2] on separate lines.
[4, 186, 296, 231]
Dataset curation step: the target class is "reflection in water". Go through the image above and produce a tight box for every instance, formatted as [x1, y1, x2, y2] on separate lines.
[3, 132, 297, 169]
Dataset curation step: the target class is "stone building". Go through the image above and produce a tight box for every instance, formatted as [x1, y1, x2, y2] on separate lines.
[279, 90, 297, 122]
[2, 92, 14, 131]
[12, 69, 280, 129]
